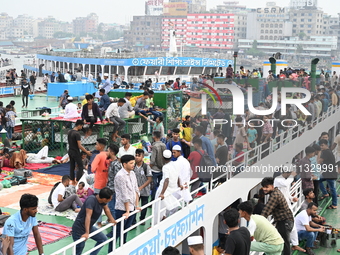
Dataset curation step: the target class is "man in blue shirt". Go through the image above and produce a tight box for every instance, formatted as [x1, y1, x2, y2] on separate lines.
[166, 128, 184, 161]
[3, 194, 44, 255]
[98, 88, 111, 112]
[195, 126, 217, 166]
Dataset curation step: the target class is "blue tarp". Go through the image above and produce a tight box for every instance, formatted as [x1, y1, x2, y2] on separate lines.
[35, 163, 70, 176]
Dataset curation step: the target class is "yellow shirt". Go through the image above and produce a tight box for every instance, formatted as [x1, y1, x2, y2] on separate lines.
[182, 127, 192, 142]
[82, 99, 88, 106]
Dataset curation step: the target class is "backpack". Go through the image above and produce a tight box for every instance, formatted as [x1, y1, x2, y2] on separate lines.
[11, 176, 27, 185]
[48, 182, 61, 205]
[196, 150, 214, 182]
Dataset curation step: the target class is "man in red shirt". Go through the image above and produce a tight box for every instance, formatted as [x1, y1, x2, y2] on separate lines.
[91, 138, 110, 227]
[188, 138, 205, 198]
[173, 78, 180, 90]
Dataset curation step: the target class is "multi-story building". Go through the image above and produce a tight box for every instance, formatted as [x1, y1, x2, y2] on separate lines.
[289, 8, 324, 37]
[0, 13, 13, 39]
[73, 13, 99, 35]
[238, 36, 337, 59]
[247, 5, 292, 41]
[210, 2, 248, 46]
[161, 14, 235, 50]
[38, 17, 60, 39]
[124, 15, 163, 51]
[0, 13, 13, 30]
[14, 14, 33, 35]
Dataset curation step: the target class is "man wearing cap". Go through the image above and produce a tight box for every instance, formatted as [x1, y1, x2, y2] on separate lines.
[105, 98, 126, 141]
[172, 145, 192, 203]
[64, 96, 79, 119]
[187, 236, 204, 255]
[154, 150, 182, 224]
[98, 88, 111, 113]
[97, 73, 111, 97]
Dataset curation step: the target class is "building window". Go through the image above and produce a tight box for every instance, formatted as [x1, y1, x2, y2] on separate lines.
[270, 30, 273, 34]
[270, 24, 273, 28]
[265, 30, 268, 33]
[260, 35, 264, 39]
[308, 19, 312, 22]
[300, 25, 304, 28]
[261, 30, 264, 33]
[269, 36, 273, 40]
[301, 19, 304, 22]
[274, 30, 278, 34]
[279, 30, 282, 33]
[274, 36, 278, 40]
[261, 24, 264, 28]
[275, 24, 278, 28]
[265, 35, 268, 39]
[279, 24, 283, 28]
[266, 24, 269, 28]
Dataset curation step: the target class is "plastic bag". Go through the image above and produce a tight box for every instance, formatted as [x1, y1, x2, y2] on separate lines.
[1, 180, 11, 188]
[76, 170, 90, 191]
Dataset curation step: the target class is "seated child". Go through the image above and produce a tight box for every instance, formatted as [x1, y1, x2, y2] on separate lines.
[76, 182, 88, 203]
[75, 152, 89, 172]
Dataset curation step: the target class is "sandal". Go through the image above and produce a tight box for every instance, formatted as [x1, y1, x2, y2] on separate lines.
[319, 195, 329, 201]
[326, 205, 337, 209]
[337, 249, 340, 252]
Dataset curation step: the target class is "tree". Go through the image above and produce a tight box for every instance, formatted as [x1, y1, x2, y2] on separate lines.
[53, 31, 74, 38]
[246, 40, 265, 57]
[298, 32, 306, 40]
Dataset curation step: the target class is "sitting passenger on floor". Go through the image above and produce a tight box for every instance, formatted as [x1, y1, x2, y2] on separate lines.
[295, 202, 325, 255]
[51, 175, 83, 213]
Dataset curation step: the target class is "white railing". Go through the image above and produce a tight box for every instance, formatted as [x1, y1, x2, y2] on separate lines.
[52, 105, 340, 255]
[52, 180, 209, 255]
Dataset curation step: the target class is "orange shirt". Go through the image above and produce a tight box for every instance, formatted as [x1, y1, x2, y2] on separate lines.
[91, 151, 110, 190]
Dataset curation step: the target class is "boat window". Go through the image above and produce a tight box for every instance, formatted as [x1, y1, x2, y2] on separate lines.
[161, 66, 175, 75]
[128, 66, 145, 76]
[175, 66, 190, 75]
[145, 66, 160, 75]
[118, 66, 125, 75]
[110, 66, 117, 74]
[190, 67, 204, 75]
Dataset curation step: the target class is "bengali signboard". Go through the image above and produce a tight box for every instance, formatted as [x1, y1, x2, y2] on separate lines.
[163, 2, 188, 16]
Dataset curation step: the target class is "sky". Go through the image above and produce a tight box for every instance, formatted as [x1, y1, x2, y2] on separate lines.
[2, 0, 338, 25]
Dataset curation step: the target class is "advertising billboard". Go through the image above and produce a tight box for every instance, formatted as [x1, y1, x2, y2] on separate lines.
[163, 2, 188, 16]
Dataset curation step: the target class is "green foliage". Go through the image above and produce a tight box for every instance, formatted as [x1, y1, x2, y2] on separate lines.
[246, 40, 265, 57]
[53, 31, 74, 38]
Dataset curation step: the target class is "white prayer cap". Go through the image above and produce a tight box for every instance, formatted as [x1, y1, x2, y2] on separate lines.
[163, 150, 172, 158]
[172, 145, 181, 151]
[187, 236, 203, 246]
[67, 97, 73, 101]
[104, 73, 109, 77]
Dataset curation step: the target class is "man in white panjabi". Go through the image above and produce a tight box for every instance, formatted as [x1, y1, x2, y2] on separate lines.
[172, 145, 192, 203]
[154, 150, 182, 224]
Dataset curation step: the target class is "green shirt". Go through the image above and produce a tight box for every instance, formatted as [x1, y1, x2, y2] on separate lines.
[251, 215, 284, 245]
[146, 98, 154, 108]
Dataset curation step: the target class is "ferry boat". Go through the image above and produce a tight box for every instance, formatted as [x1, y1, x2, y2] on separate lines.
[23, 30, 233, 86]
[3, 33, 340, 255]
